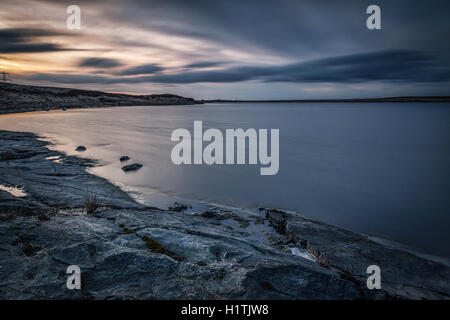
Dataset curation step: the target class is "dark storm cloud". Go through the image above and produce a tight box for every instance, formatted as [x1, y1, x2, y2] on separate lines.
[260, 50, 450, 83]
[0, 28, 65, 39]
[0, 28, 73, 53]
[27, 50, 450, 85]
[184, 61, 225, 69]
[28, 1, 450, 62]
[116, 64, 164, 75]
[148, 50, 450, 84]
[79, 57, 123, 68]
[0, 43, 65, 54]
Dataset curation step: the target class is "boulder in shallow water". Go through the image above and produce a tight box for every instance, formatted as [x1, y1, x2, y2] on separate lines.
[75, 146, 86, 152]
[120, 156, 130, 162]
[168, 202, 189, 212]
[121, 163, 142, 172]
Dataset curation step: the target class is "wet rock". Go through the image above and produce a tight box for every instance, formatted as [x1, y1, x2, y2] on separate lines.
[22, 243, 42, 257]
[121, 163, 142, 172]
[199, 208, 251, 228]
[265, 209, 288, 234]
[37, 213, 50, 221]
[168, 202, 188, 212]
[265, 208, 450, 299]
[0, 189, 48, 218]
[0, 207, 377, 299]
[252, 216, 265, 224]
[119, 156, 130, 162]
[202, 211, 215, 218]
[75, 146, 86, 152]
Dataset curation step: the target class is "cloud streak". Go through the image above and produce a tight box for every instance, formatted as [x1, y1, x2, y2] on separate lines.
[116, 64, 164, 75]
[27, 50, 450, 85]
[79, 57, 123, 68]
[184, 61, 226, 69]
[0, 28, 77, 53]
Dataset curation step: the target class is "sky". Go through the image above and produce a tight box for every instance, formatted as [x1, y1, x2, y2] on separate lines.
[0, 0, 449, 99]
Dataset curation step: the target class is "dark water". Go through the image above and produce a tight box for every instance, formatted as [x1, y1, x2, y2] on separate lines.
[1, 102, 449, 257]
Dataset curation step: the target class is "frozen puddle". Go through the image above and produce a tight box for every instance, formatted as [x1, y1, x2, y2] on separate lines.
[45, 155, 62, 163]
[0, 185, 27, 197]
[45, 156, 60, 161]
[289, 247, 315, 262]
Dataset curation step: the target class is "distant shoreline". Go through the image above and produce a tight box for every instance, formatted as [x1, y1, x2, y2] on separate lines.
[1, 82, 449, 115]
[203, 96, 450, 103]
[0, 83, 201, 115]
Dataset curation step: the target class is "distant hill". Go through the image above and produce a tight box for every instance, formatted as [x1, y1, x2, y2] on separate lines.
[0, 83, 200, 114]
[203, 97, 450, 103]
[1, 82, 448, 115]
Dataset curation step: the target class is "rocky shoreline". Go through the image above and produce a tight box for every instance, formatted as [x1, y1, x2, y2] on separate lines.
[0, 129, 449, 299]
[0, 83, 200, 115]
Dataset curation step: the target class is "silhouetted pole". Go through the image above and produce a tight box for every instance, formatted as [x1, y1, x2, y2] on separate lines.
[0, 71, 11, 85]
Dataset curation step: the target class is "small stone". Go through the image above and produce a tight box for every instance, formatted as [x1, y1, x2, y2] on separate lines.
[37, 214, 50, 221]
[75, 146, 86, 152]
[22, 243, 42, 257]
[120, 156, 130, 162]
[202, 211, 215, 218]
[168, 202, 188, 212]
[121, 163, 142, 172]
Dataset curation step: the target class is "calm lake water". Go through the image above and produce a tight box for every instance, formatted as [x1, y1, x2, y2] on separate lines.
[1, 102, 449, 257]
